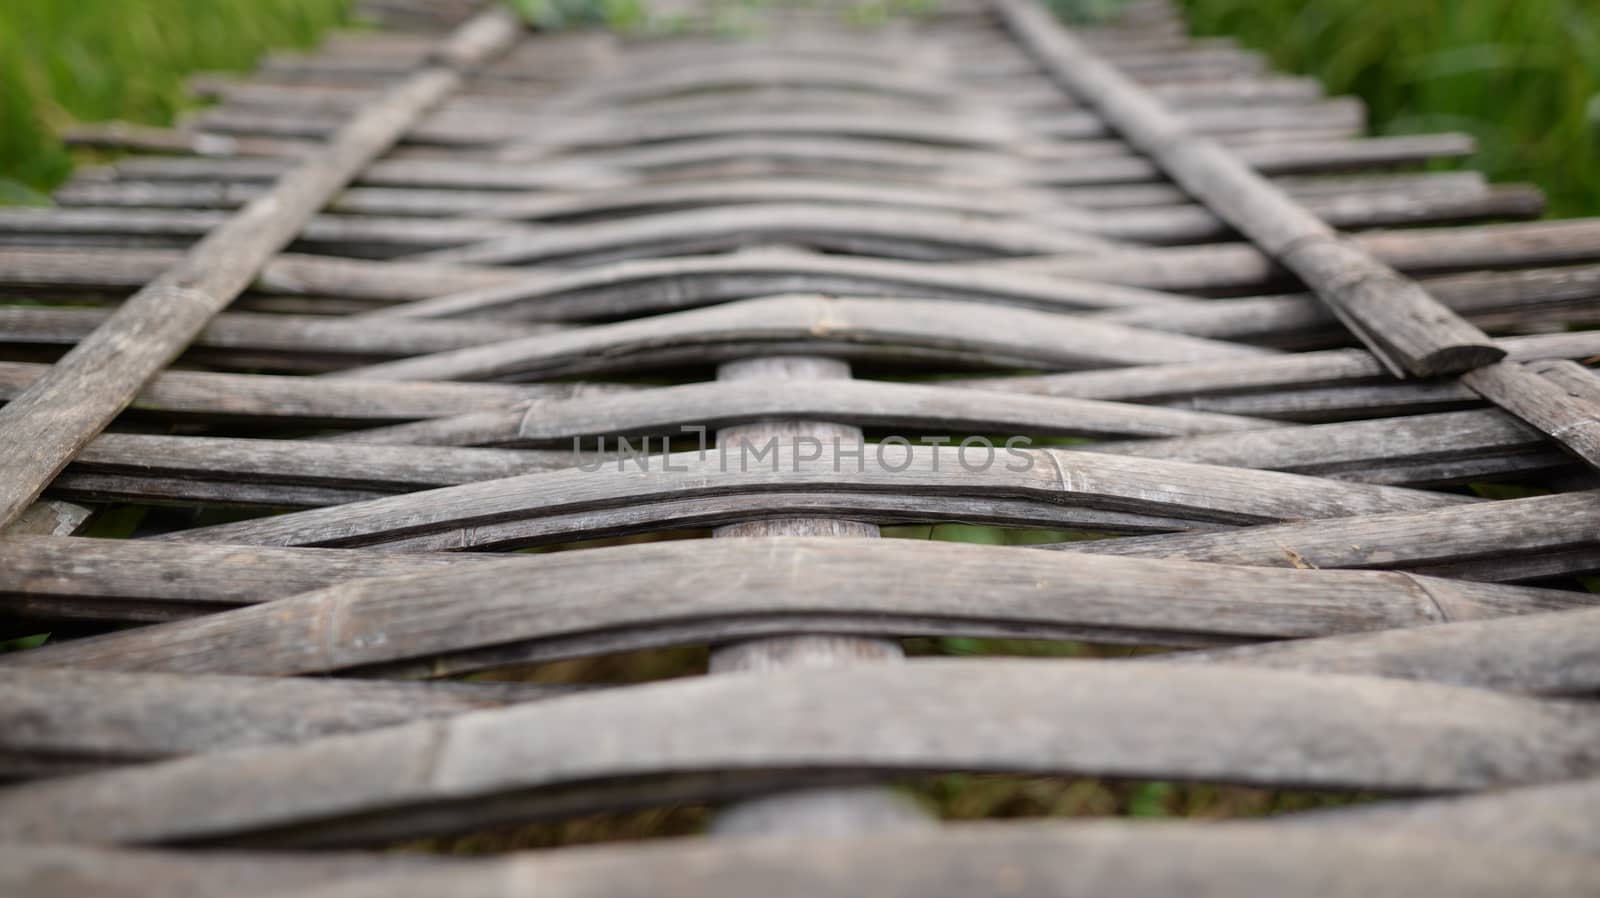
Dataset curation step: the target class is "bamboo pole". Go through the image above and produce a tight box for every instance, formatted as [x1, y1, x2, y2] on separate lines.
[0, 7, 523, 528]
[990, 0, 1501, 379]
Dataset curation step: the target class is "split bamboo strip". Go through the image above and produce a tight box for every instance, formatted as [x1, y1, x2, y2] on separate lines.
[992, 0, 1498, 378]
[0, 8, 524, 528]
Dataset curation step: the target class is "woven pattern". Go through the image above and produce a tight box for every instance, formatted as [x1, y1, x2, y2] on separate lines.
[1, 0, 1598, 894]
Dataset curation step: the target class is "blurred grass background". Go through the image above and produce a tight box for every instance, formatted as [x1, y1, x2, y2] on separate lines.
[0, 0, 350, 203]
[1179, 0, 1600, 217]
[5, 0, 1596, 211]
[0, 0, 1593, 840]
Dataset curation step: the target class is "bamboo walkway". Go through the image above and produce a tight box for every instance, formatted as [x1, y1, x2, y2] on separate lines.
[2, 0, 1600, 893]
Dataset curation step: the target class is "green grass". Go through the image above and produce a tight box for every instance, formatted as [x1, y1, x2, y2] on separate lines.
[1181, 0, 1600, 217]
[0, 0, 351, 201]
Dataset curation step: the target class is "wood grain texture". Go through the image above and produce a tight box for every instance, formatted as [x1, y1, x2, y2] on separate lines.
[1084, 408, 1563, 486]
[352, 378, 1283, 448]
[1286, 777, 1600, 856]
[44, 433, 586, 510]
[705, 356, 930, 835]
[1005, 219, 1600, 293]
[0, 247, 523, 301]
[328, 294, 1273, 383]
[234, 823, 1600, 898]
[0, 535, 492, 622]
[1462, 359, 1600, 471]
[0, 667, 577, 777]
[1161, 604, 1600, 696]
[948, 332, 1600, 403]
[1051, 491, 1600, 582]
[405, 202, 1120, 266]
[96, 131, 1475, 189]
[135, 446, 1469, 551]
[991, 0, 1496, 377]
[0, 361, 620, 425]
[1096, 264, 1600, 347]
[0, 659, 1596, 846]
[51, 170, 1488, 218]
[0, 8, 522, 528]
[1, 501, 94, 538]
[0, 844, 443, 898]
[8, 538, 1579, 677]
[361, 247, 1194, 322]
[5, 823, 1598, 898]
[0, 305, 556, 369]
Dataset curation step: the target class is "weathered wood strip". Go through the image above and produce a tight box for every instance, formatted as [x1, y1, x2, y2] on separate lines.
[1095, 264, 1600, 347]
[337, 379, 1283, 448]
[538, 57, 955, 106]
[234, 823, 1600, 898]
[360, 248, 1195, 322]
[1025, 132, 1476, 186]
[58, 172, 1070, 219]
[13, 219, 1600, 306]
[0, 844, 445, 898]
[4, 823, 1596, 898]
[110, 154, 624, 190]
[47, 433, 582, 510]
[1004, 219, 1600, 293]
[1052, 491, 1600, 583]
[1, 660, 1596, 846]
[135, 446, 1469, 551]
[1166, 380, 1490, 422]
[185, 97, 1361, 149]
[194, 106, 1031, 150]
[0, 247, 524, 302]
[1286, 778, 1600, 856]
[994, 0, 1499, 376]
[1, 501, 94, 538]
[947, 332, 1600, 403]
[702, 356, 929, 835]
[54, 180, 508, 217]
[1082, 184, 1543, 246]
[98, 131, 1474, 189]
[3, 245, 1196, 319]
[1085, 408, 1559, 486]
[60, 122, 318, 160]
[1461, 359, 1600, 471]
[484, 131, 1433, 185]
[0, 536, 493, 622]
[0, 207, 531, 257]
[1162, 604, 1600, 697]
[0, 362, 623, 425]
[0, 8, 523, 528]
[328, 295, 1274, 383]
[1050, 170, 1485, 209]
[13, 537, 1578, 678]
[44, 474, 389, 513]
[0, 306, 556, 365]
[405, 202, 1120, 267]
[51, 170, 1486, 219]
[0, 667, 577, 777]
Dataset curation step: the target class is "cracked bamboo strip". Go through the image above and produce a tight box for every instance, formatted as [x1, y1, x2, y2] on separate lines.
[2, 659, 1598, 847]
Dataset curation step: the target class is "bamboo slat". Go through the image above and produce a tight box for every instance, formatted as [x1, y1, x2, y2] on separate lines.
[0, 8, 524, 528]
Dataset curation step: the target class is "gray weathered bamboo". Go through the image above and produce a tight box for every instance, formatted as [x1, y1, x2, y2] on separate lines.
[991, 0, 1498, 377]
[2, 660, 1597, 846]
[0, 8, 523, 528]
